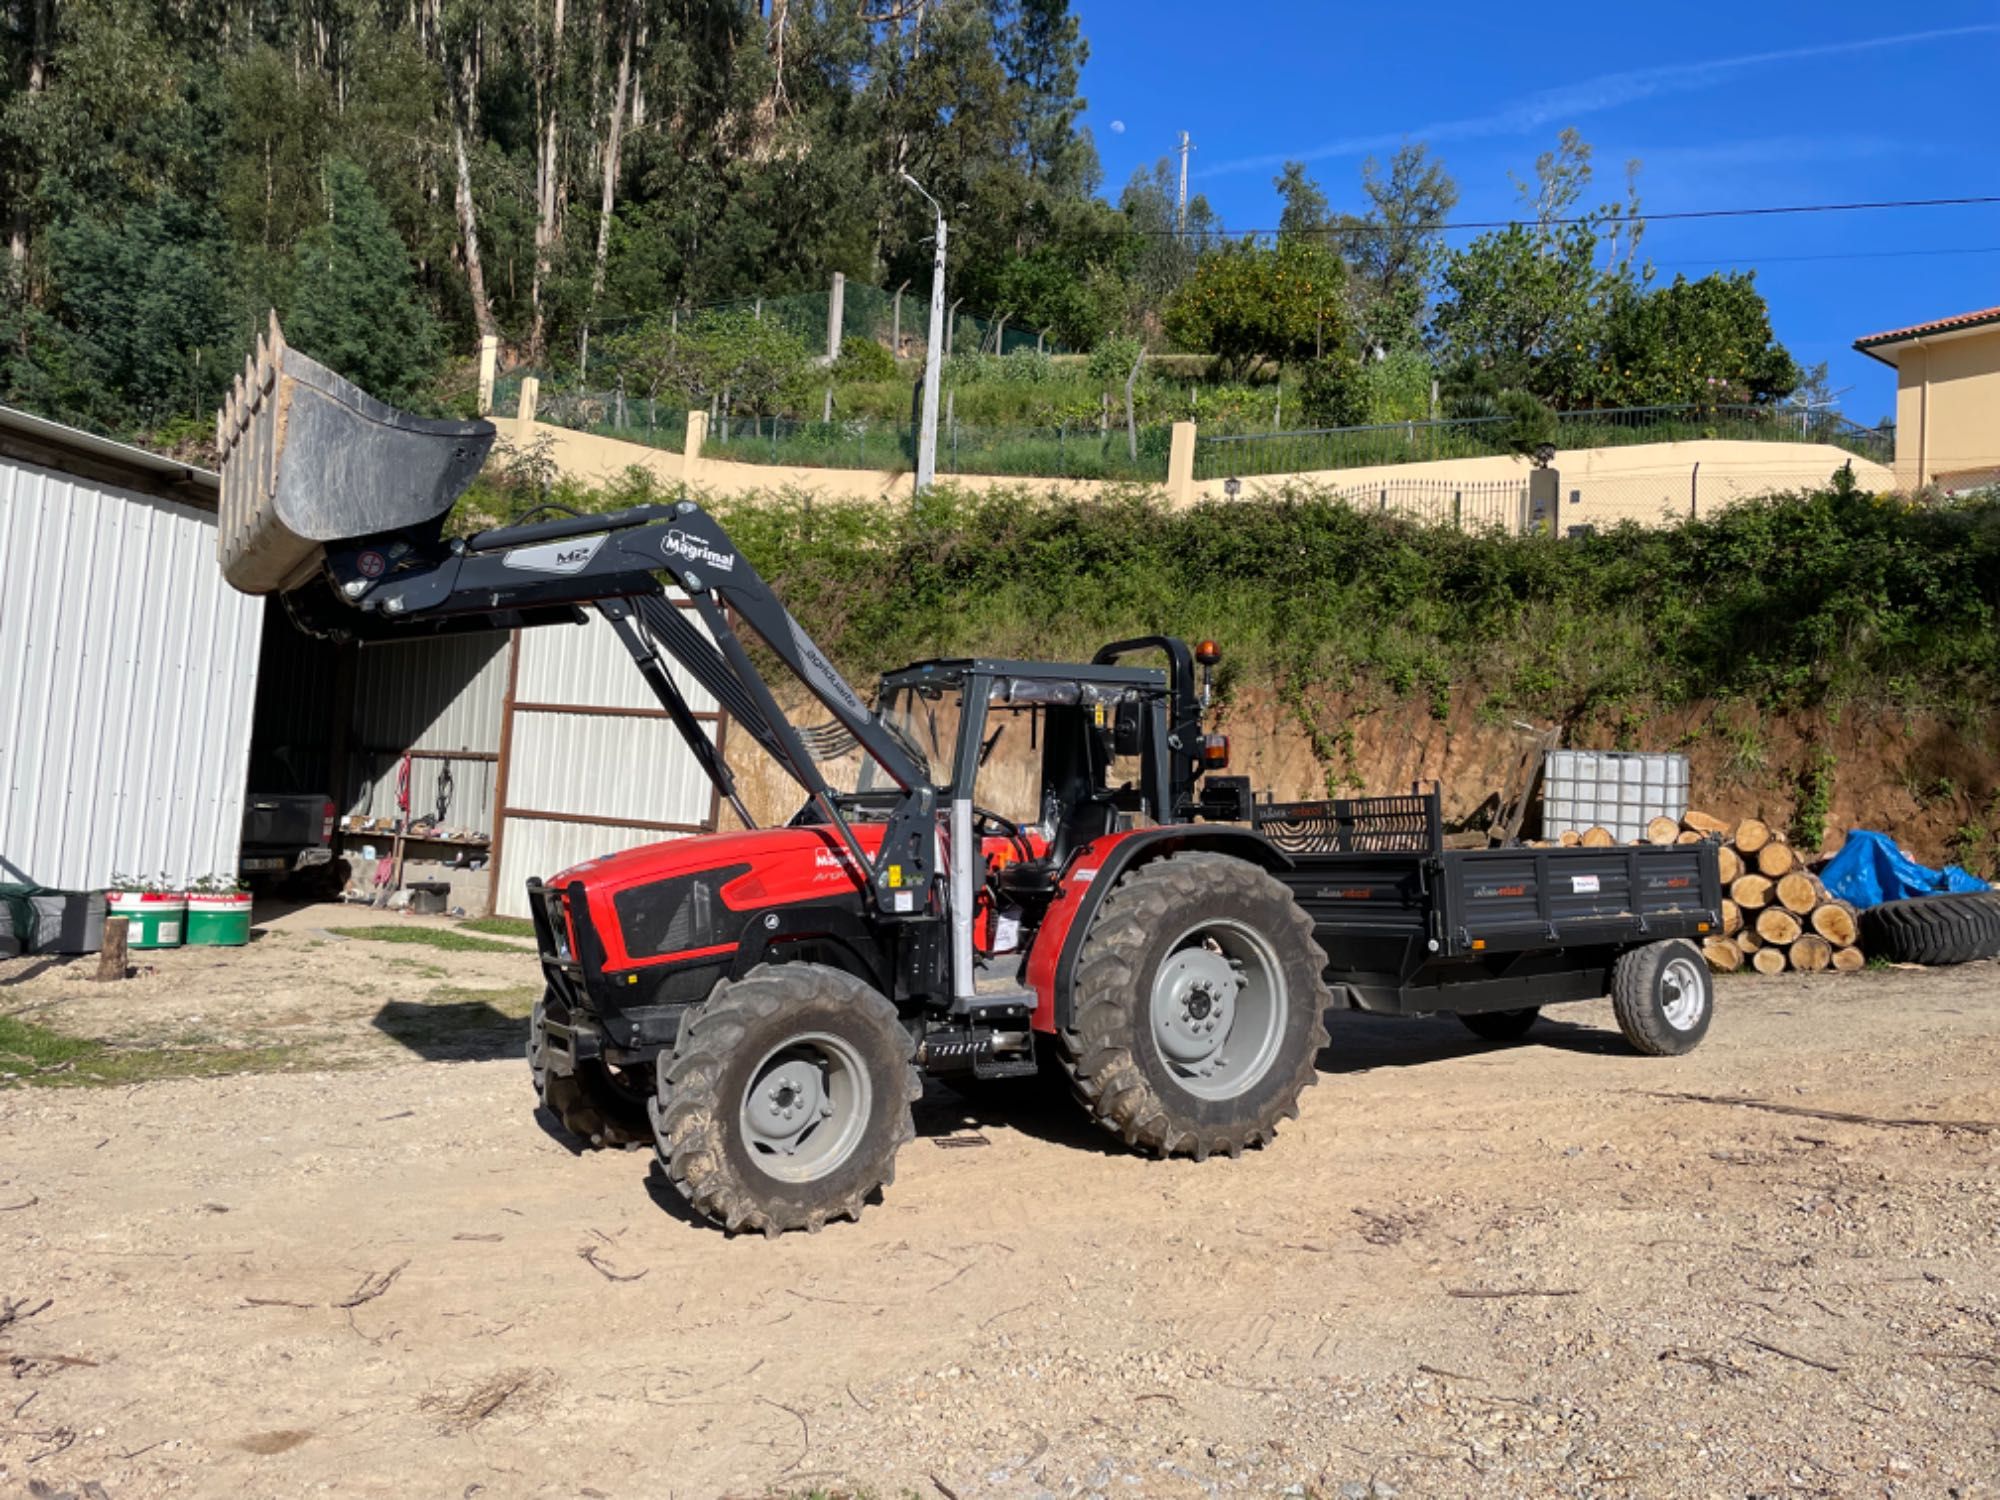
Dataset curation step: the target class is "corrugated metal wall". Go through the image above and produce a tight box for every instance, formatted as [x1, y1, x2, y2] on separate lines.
[0, 459, 263, 889]
[345, 632, 508, 832]
[494, 610, 721, 917]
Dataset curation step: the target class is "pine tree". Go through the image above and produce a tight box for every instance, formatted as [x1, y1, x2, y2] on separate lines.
[285, 158, 440, 406]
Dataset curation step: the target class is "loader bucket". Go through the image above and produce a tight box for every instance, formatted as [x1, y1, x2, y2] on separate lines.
[214, 313, 496, 595]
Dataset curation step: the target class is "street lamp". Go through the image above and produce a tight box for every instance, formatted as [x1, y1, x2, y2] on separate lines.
[899, 172, 948, 491]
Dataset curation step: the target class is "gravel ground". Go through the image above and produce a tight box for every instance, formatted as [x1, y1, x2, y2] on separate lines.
[2, 907, 1997, 1498]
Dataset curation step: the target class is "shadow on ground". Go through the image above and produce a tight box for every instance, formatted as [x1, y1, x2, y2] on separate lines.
[372, 998, 526, 1062]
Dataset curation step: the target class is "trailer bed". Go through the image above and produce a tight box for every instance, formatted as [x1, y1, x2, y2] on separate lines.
[1252, 789, 1722, 1016]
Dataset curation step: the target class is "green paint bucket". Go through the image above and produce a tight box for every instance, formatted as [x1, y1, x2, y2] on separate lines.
[186, 893, 254, 946]
[107, 892, 187, 949]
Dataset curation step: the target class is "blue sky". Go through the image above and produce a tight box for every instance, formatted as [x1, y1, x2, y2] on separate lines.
[1073, 2, 2000, 422]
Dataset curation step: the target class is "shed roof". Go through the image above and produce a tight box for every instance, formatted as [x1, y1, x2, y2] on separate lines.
[0, 402, 218, 508]
[1854, 306, 2000, 367]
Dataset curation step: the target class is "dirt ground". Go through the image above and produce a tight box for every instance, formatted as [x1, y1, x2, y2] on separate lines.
[3, 907, 1999, 1499]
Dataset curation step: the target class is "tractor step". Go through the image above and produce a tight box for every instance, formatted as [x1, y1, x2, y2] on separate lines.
[969, 1053, 1042, 1081]
[950, 987, 1036, 1022]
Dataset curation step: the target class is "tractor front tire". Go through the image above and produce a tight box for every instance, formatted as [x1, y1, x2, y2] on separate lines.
[528, 991, 652, 1149]
[652, 964, 919, 1236]
[1056, 853, 1331, 1161]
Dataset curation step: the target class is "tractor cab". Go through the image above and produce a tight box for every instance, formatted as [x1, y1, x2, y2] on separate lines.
[851, 638, 1229, 917]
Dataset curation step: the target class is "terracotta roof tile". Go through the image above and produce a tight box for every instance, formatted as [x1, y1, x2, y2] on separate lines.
[1855, 305, 2000, 348]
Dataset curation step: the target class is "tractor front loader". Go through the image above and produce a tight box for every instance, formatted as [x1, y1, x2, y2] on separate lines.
[216, 320, 1333, 1235]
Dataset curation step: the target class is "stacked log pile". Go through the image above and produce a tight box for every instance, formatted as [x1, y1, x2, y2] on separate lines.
[1553, 811, 1864, 976]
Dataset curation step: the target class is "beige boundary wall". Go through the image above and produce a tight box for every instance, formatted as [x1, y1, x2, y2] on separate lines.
[488, 394, 1892, 534]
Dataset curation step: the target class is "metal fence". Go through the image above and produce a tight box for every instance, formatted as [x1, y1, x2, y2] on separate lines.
[1323, 478, 1529, 533]
[704, 414, 1171, 482]
[1196, 404, 1894, 481]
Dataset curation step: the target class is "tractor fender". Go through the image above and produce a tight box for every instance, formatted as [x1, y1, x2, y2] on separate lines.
[1023, 826, 1293, 1035]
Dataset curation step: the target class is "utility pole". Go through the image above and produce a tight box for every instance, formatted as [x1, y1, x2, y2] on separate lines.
[1176, 131, 1194, 240]
[901, 173, 948, 492]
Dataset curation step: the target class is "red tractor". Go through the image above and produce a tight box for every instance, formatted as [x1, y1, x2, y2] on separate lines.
[217, 323, 1722, 1236]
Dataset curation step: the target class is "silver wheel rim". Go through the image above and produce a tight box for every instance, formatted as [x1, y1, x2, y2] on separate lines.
[738, 1032, 872, 1184]
[1149, 918, 1289, 1101]
[1661, 956, 1708, 1030]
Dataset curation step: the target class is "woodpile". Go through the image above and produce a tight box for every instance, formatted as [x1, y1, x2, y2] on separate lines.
[1557, 807, 1868, 976]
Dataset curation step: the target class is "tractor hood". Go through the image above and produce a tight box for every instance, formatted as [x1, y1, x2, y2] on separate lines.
[553, 821, 894, 911]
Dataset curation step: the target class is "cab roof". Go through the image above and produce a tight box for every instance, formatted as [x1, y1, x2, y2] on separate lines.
[879, 657, 1167, 693]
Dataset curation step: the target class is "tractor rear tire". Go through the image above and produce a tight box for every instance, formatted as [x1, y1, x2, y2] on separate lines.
[1859, 893, 2000, 967]
[528, 992, 652, 1149]
[652, 964, 919, 1236]
[1055, 852, 1331, 1161]
[1457, 1007, 1540, 1043]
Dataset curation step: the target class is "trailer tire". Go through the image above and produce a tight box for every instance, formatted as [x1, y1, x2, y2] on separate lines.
[1859, 893, 2000, 967]
[528, 992, 652, 1149]
[652, 964, 918, 1237]
[1457, 1007, 1540, 1043]
[1610, 939, 1713, 1056]
[1056, 852, 1331, 1161]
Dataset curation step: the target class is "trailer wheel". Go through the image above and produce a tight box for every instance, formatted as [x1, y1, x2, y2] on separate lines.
[652, 964, 918, 1237]
[1056, 852, 1331, 1161]
[1610, 939, 1713, 1056]
[527, 991, 651, 1149]
[1457, 1007, 1540, 1042]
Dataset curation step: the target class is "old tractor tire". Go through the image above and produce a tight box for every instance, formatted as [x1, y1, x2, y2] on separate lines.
[528, 991, 652, 1149]
[1859, 893, 2000, 967]
[652, 964, 919, 1237]
[1055, 852, 1331, 1161]
[1610, 938, 1714, 1057]
[1457, 1007, 1540, 1043]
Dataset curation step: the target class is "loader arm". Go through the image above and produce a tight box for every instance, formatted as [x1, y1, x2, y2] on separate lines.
[319, 500, 940, 919]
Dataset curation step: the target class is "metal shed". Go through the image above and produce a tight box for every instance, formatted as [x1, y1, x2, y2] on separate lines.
[0, 405, 263, 889]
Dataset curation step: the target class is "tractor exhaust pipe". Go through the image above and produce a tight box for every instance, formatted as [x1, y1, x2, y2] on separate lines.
[214, 312, 497, 595]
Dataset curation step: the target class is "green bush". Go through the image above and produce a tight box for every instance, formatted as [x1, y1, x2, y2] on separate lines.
[1298, 354, 1367, 427]
[833, 335, 898, 383]
[696, 475, 2000, 716]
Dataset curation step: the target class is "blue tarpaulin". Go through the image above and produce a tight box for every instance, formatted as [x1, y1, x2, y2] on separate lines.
[1818, 830, 1991, 908]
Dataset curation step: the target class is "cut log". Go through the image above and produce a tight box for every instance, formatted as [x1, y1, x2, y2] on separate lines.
[1721, 897, 1743, 936]
[1774, 871, 1818, 915]
[95, 916, 129, 982]
[1810, 902, 1858, 947]
[1579, 826, 1615, 848]
[1755, 907, 1803, 946]
[1702, 937, 1744, 973]
[1830, 945, 1866, 973]
[1557, 829, 1581, 847]
[1682, 809, 1731, 836]
[1735, 930, 1763, 956]
[1730, 874, 1773, 910]
[1646, 815, 1681, 845]
[1675, 829, 1703, 845]
[1733, 817, 1771, 854]
[1755, 841, 1796, 878]
[1789, 934, 1832, 973]
[1717, 846, 1743, 886]
[1750, 946, 1788, 975]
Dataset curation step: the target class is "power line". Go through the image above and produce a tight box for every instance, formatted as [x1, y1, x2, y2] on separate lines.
[1652, 243, 2000, 269]
[1127, 193, 2000, 238]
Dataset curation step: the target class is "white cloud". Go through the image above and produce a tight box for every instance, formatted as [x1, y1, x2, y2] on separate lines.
[1201, 25, 2000, 177]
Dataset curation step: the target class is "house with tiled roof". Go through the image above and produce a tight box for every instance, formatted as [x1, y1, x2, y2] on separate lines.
[1854, 306, 2000, 492]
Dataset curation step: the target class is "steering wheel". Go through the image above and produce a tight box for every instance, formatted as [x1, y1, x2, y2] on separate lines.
[972, 805, 1036, 865]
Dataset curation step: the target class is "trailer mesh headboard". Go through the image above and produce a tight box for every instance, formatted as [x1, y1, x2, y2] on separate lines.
[1252, 787, 1441, 855]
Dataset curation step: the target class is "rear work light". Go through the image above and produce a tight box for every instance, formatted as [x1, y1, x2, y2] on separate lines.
[321, 800, 337, 843]
[1201, 734, 1230, 769]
